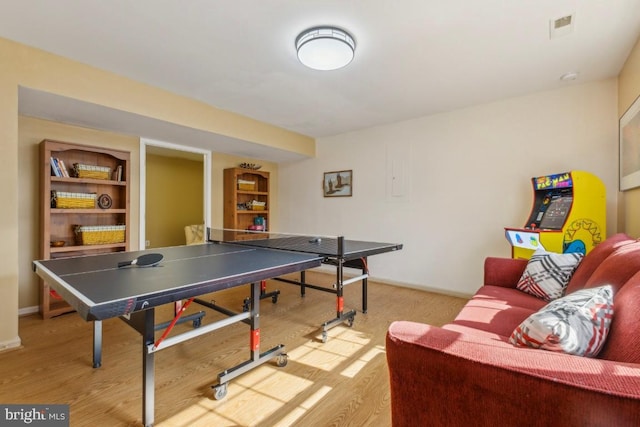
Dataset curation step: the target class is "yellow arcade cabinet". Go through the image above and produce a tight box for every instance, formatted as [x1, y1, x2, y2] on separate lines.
[505, 171, 606, 259]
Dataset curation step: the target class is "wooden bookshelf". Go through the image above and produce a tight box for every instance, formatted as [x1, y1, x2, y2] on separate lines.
[40, 139, 130, 318]
[223, 168, 270, 236]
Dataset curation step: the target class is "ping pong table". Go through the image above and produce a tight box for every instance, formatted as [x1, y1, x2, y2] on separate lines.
[32, 231, 401, 426]
[209, 229, 403, 342]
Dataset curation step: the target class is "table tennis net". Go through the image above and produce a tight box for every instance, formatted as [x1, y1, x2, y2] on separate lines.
[207, 228, 342, 255]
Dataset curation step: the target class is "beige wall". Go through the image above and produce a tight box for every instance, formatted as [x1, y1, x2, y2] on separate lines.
[1, 36, 313, 350]
[1, 76, 21, 350]
[280, 79, 619, 297]
[618, 36, 640, 237]
[146, 154, 204, 248]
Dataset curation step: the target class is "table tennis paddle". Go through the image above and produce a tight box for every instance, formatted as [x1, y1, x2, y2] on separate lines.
[118, 253, 163, 268]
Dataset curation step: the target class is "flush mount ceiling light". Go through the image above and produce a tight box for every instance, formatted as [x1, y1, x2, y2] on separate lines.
[560, 71, 579, 81]
[296, 26, 356, 71]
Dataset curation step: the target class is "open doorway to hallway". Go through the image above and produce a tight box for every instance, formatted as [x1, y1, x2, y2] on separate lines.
[140, 139, 211, 249]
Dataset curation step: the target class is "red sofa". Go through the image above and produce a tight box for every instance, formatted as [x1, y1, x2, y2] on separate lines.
[386, 233, 640, 426]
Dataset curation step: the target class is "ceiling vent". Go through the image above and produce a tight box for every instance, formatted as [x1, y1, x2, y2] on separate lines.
[549, 14, 574, 39]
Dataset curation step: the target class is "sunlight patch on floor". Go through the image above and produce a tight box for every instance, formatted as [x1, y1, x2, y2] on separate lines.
[234, 364, 314, 402]
[158, 327, 374, 426]
[157, 398, 234, 427]
[340, 344, 385, 378]
[272, 385, 333, 427]
[158, 366, 314, 426]
[287, 326, 371, 371]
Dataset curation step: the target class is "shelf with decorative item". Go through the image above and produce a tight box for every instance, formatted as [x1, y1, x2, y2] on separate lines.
[50, 242, 127, 255]
[237, 210, 269, 215]
[237, 190, 268, 195]
[51, 176, 126, 186]
[51, 209, 127, 214]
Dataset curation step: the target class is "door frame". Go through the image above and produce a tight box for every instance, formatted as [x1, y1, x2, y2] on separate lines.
[139, 137, 212, 249]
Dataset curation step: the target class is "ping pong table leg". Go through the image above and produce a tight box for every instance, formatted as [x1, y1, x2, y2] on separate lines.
[242, 280, 280, 311]
[140, 309, 156, 427]
[120, 307, 156, 427]
[259, 279, 280, 304]
[118, 309, 157, 426]
[361, 257, 368, 314]
[319, 247, 359, 343]
[93, 320, 102, 368]
[213, 281, 288, 399]
[250, 281, 260, 360]
[362, 275, 368, 314]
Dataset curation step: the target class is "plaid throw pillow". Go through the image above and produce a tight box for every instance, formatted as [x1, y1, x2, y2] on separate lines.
[510, 285, 614, 357]
[516, 249, 584, 301]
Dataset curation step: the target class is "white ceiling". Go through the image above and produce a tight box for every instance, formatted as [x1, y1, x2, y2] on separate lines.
[3, 1, 640, 159]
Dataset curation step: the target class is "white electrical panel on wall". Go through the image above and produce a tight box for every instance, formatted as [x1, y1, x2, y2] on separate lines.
[386, 142, 410, 201]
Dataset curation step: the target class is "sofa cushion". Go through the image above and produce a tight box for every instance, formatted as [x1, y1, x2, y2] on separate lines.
[509, 285, 614, 357]
[582, 241, 640, 295]
[565, 233, 635, 294]
[484, 257, 528, 288]
[473, 285, 548, 311]
[451, 297, 538, 338]
[598, 271, 640, 363]
[516, 249, 584, 301]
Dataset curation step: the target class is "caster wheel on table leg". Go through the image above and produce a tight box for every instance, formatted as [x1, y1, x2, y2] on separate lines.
[212, 383, 228, 400]
[276, 354, 288, 367]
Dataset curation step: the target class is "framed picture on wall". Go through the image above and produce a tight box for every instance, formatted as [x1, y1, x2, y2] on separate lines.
[323, 170, 352, 197]
[620, 94, 640, 191]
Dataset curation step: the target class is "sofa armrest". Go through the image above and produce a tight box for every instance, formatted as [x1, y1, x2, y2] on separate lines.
[484, 257, 528, 288]
[386, 321, 640, 427]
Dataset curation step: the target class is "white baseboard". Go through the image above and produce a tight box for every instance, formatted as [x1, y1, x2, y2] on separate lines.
[369, 277, 473, 299]
[0, 336, 22, 352]
[18, 305, 39, 316]
[308, 265, 473, 299]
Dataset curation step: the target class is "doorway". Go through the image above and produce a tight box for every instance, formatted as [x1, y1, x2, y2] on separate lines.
[140, 138, 211, 249]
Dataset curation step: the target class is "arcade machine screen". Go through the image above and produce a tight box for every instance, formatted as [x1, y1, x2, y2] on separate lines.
[526, 188, 573, 230]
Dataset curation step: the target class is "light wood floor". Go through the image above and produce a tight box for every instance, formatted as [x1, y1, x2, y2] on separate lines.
[0, 271, 467, 426]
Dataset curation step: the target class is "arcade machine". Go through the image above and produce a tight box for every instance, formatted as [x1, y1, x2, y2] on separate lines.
[505, 171, 606, 259]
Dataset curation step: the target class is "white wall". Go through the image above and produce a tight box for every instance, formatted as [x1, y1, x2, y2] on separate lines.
[278, 79, 619, 296]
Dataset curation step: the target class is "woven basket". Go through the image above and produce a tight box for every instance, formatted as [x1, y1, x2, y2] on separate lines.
[74, 163, 111, 180]
[53, 191, 96, 209]
[247, 200, 266, 210]
[237, 179, 256, 191]
[75, 225, 125, 245]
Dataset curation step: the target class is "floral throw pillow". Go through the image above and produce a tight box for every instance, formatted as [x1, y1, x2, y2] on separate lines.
[509, 285, 614, 357]
[516, 249, 584, 301]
